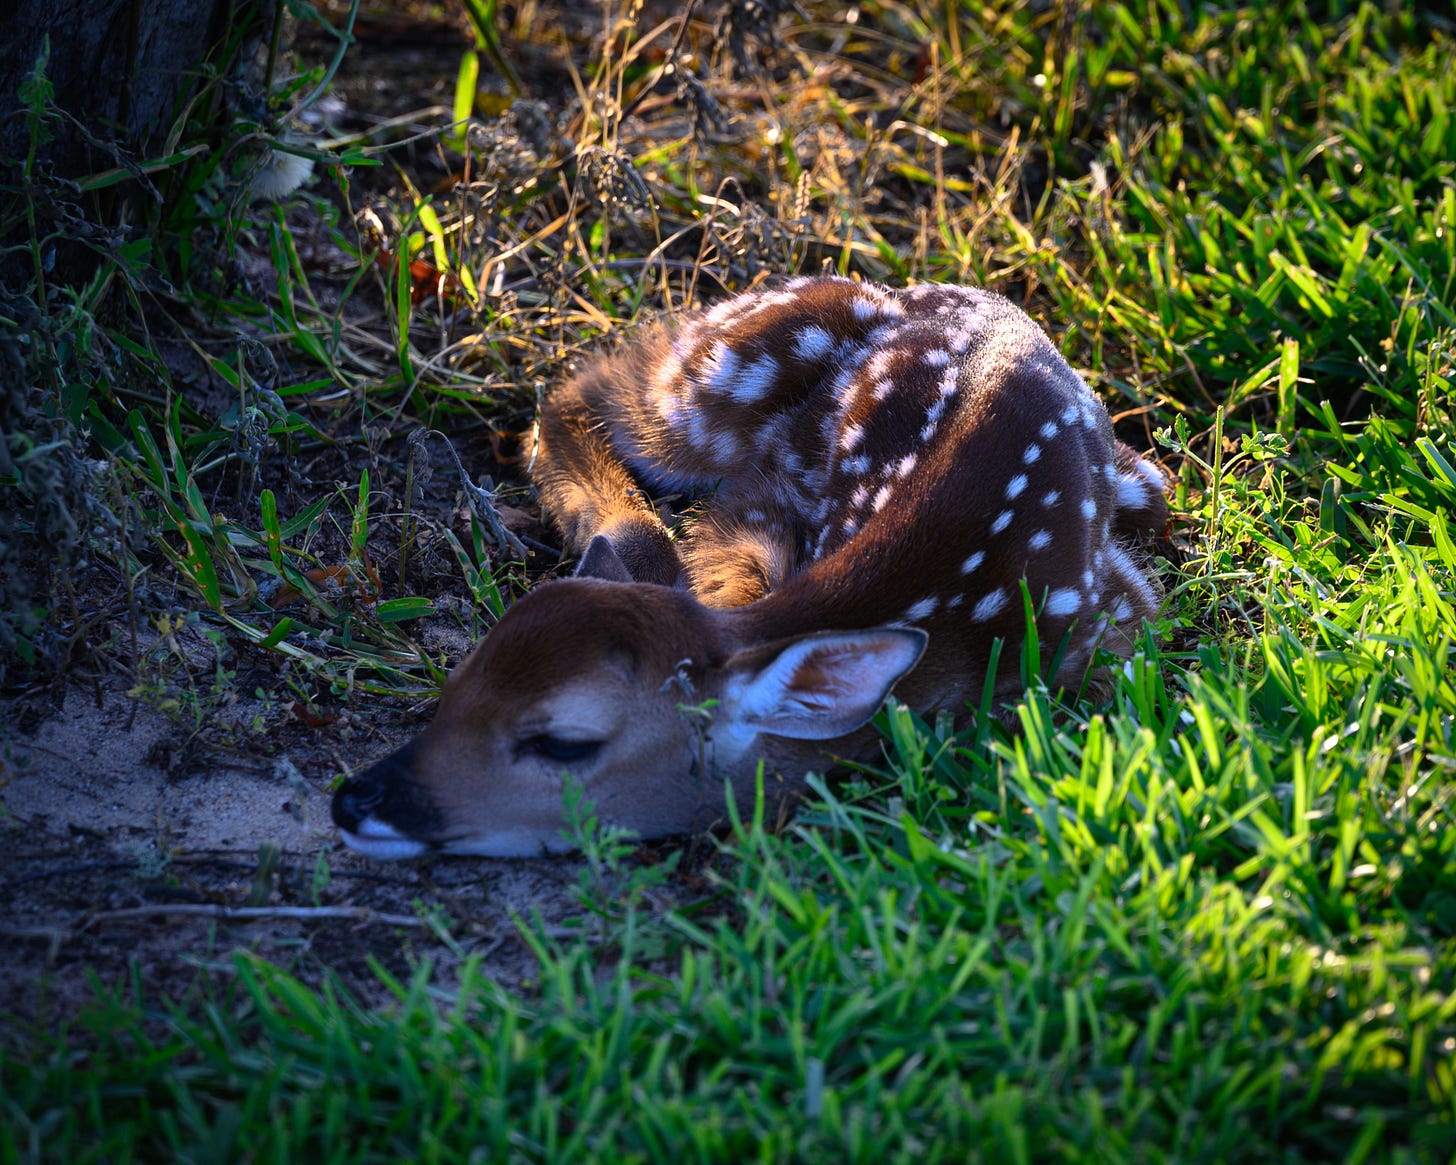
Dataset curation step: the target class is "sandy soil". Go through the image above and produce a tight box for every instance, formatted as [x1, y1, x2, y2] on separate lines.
[0, 683, 602, 1036]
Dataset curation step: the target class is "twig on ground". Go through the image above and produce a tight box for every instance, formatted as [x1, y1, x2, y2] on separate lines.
[0, 904, 432, 950]
[80, 904, 430, 929]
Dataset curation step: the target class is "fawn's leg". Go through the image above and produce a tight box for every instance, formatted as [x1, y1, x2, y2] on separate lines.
[534, 321, 806, 600]
[533, 356, 685, 587]
[677, 506, 806, 607]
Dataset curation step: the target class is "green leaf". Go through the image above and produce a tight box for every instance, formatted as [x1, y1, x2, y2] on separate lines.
[376, 597, 435, 624]
[451, 51, 480, 151]
[260, 489, 282, 571]
[1416, 437, 1456, 493]
[258, 618, 296, 649]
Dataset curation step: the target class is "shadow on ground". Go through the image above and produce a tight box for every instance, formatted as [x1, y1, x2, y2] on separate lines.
[1, 683, 596, 1035]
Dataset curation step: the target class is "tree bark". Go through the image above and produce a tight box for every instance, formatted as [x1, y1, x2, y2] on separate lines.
[0, 0, 275, 175]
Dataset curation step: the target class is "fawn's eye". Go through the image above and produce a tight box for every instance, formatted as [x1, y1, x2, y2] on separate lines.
[518, 735, 603, 765]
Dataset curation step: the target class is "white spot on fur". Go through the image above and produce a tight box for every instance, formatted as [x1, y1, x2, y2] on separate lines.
[864, 325, 899, 351]
[840, 423, 864, 453]
[972, 589, 1007, 622]
[1006, 475, 1027, 499]
[745, 290, 798, 317]
[946, 593, 964, 609]
[873, 484, 893, 512]
[922, 348, 951, 367]
[726, 354, 781, 403]
[895, 453, 917, 478]
[1022, 443, 1041, 464]
[1040, 421, 1059, 440]
[863, 349, 893, 381]
[843, 454, 872, 476]
[849, 484, 869, 509]
[1028, 530, 1051, 551]
[670, 327, 700, 362]
[872, 379, 895, 401]
[904, 596, 938, 622]
[699, 343, 742, 393]
[1133, 457, 1164, 487]
[709, 424, 738, 462]
[852, 295, 880, 321]
[684, 408, 712, 451]
[649, 385, 677, 423]
[1080, 497, 1097, 520]
[1117, 474, 1152, 510]
[1061, 404, 1080, 426]
[1082, 569, 1094, 588]
[705, 297, 744, 327]
[1046, 588, 1080, 616]
[653, 355, 683, 395]
[794, 326, 835, 362]
[961, 550, 985, 575]
[1042, 490, 1060, 507]
[1106, 543, 1160, 613]
[991, 510, 1013, 534]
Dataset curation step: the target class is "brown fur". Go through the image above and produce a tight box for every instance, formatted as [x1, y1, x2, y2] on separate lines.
[332, 277, 1168, 858]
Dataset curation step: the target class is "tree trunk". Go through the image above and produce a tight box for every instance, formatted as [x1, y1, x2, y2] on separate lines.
[0, 0, 275, 176]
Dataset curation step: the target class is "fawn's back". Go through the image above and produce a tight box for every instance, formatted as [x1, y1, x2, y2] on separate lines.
[333, 277, 1168, 859]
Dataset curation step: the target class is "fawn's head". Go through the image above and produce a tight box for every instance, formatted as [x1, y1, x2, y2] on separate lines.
[332, 566, 925, 859]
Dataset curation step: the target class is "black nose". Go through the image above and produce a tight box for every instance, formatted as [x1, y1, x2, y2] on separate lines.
[331, 740, 445, 841]
[331, 770, 385, 830]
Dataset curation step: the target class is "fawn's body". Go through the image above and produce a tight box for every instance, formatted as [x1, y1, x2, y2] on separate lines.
[334, 277, 1167, 859]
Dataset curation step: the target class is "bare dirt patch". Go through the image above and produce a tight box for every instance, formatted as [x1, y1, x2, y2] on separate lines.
[0, 681, 605, 1037]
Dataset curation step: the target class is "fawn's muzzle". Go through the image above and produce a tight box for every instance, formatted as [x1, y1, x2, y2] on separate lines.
[332, 741, 445, 859]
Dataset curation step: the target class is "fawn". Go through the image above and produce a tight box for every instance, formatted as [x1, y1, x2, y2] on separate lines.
[333, 276, 1167, 859]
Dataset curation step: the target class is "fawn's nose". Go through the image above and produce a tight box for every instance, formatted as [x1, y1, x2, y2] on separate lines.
[331, 739, 445, 843]
[331, 769, 385, 830]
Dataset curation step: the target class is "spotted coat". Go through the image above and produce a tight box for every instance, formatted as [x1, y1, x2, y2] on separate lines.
[532, 275, 1167, 715]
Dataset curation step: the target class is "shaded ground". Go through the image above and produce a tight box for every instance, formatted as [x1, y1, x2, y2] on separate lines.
[2, 0, 711, 1036]
[0, 680, 597, 1036]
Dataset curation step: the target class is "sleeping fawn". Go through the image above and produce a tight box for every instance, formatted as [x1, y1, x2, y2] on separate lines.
[333, 276, 1168, 859]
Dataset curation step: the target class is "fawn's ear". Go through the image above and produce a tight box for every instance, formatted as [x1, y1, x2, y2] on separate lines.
[576, 517, 684, 587]
[575, 534, 635, 583]
[720, 628, 929, 740]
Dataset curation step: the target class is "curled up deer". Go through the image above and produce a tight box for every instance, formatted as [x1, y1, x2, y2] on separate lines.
[332, 276, 1168, 859]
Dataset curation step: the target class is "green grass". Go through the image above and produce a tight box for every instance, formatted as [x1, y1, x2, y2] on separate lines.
[3, 0, 1456, 1160]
